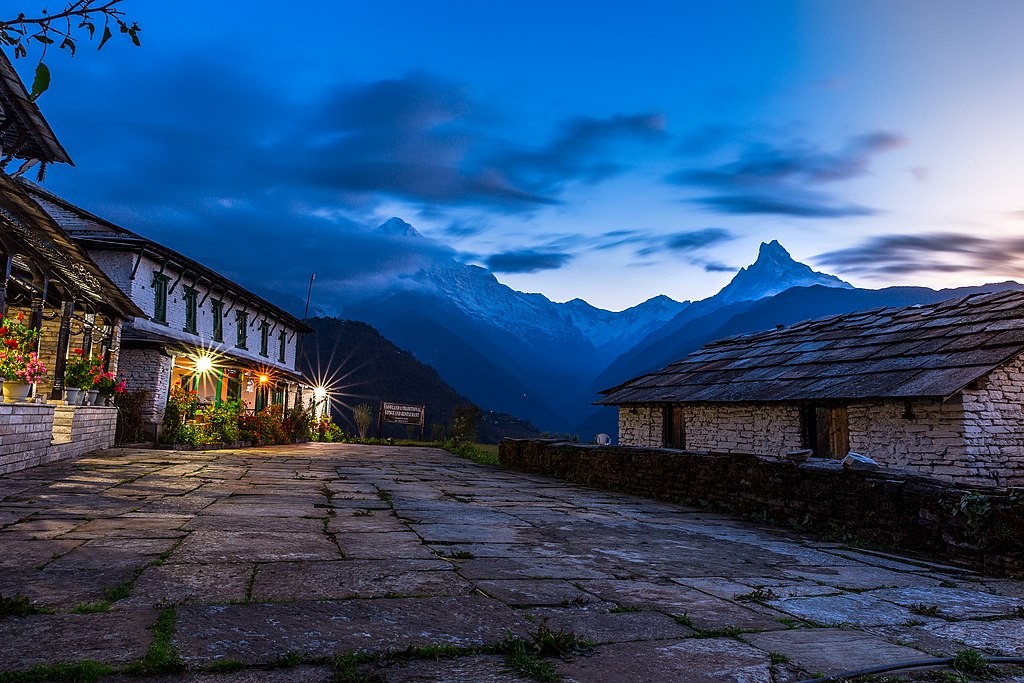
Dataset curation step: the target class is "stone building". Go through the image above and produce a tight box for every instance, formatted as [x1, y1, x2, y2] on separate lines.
[23, 183, 315, 441]
[0, 51, 144, 472]
[598, 289, 1024, 486]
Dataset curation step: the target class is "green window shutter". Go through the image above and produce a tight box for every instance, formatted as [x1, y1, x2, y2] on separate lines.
[236, 311, 248, 348]
[152, 273, 168, 324]
[211, 300, 223, 342]
[183, 288, 198, 333]
[260, 321, 270, 356]
[278, 330, 286, 362]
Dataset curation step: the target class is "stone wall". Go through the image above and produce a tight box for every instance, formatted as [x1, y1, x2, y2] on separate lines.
[0, 404, 117, 474]
[684, 403, 803, 454]
[847, 398, 978, 482]
[618, 404, 664, 447]
[962, 354, 1024, 487]
[499, 440, 1024, 575]
[116, 347, 172, 440]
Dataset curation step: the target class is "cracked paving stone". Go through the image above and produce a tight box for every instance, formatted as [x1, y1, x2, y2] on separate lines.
[919, 618, 1024, 656]
[168, 530, 340, 563]
[474, 579, 601, 606]
[0, 565, 137, 609]
[526, 606, 695, 644]
[174, 596, 530, 666]
[782, 565, 941, 590]
[122, 562, 254, 607]
[0, 609, 158, 670]
[556, 637, 776, 683]
[742, 627, 929, 675]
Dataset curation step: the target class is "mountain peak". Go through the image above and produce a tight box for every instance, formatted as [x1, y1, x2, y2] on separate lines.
[713, 240, 851, 305]
[375, 217, 421, 238]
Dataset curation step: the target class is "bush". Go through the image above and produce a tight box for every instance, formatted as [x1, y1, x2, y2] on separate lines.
[114, 389, 150, 444]
[159, 387, 199, 444]
[201, 400, 243, 444]
[353, 403, 373, 439]
[238, 405, 287, 445]
[284, 405, 314, 441]
[313, 417, 345, 442]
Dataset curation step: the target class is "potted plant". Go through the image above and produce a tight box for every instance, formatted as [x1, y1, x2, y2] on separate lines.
[64, 348, 100, 405]
[94, 372, 126, 406]
[0, 313, 45, 402]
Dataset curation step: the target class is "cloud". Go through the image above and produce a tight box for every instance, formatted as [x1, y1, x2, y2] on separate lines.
[637, 227, 735, 257]
[669, 130, 905, 218]
[486, 249, 574, 273]
[815, 232, 1024, 277]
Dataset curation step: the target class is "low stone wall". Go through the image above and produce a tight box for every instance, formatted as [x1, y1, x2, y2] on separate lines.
[499, 439, 1024, 576]
[0, 404, 118, 474]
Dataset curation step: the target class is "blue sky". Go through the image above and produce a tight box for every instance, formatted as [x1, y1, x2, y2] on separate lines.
[20, 0, 1024, 310]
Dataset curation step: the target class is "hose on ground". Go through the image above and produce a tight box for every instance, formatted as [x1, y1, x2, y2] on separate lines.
[795, 656, 1024, 683]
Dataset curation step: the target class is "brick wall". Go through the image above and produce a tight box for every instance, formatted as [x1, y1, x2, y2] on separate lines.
[116, 347, 172, 438]
[499, 440, 1024, 576]
[0, 404, 117, 474]
[962, 354, 1024, 487]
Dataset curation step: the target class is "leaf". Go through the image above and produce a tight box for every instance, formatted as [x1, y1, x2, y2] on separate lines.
[32, 34, 54, 44]
[29, 62, 50, 100]
[79, 21, 95, 39]
[97, 25, 112, 50]
[59, 37, 76, 56]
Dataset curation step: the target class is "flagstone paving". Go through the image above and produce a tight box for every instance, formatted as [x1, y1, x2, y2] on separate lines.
[0, 442, 1023, 681]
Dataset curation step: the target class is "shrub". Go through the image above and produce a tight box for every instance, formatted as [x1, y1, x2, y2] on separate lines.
[159, 387, 200, 444]
[238, 405, 287, 445]
[353, 403, 373, 439]
[313, 417, 345, 442]
[201, 400, 243, 444]
[284, 405, 314, 442]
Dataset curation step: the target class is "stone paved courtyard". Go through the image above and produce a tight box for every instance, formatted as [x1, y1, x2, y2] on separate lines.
[0, 443, 1023, 682]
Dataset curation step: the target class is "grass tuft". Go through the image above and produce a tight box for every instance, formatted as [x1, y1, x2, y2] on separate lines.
[0, 660, 113, 683]
[126, 606, 183, 675]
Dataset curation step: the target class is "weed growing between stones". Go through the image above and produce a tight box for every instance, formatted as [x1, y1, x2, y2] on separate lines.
[737, 587, 778, 604]
[244, 565, 260, 602]
[353, 509, 373, 517]
[126, 606, 184, 675]
[269, 651, 304, 668]
[952, 648, 991, 677]
[910, 603, 941, 617]
[331, 652, 384, 683]
[608, 605, 643, 613]
[70, 601, 110, 614]
[559, 594, 592, 607]
[769, 652, 790, 664]
[673, 612, 694, 627]
[0, 593, 48, 617]
[494, 622, 595, 681]
[0, 660, 113, 682]
[204, 659, 246, 673]
[690, 626, 746, 639]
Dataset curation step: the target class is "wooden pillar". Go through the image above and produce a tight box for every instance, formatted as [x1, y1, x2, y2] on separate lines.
[100, 317, 116, 372]
[81, 312, 96, 358]
[0, 252, 12, 318]
[49, 299, 75, 400]
[29, 275, 47, 334]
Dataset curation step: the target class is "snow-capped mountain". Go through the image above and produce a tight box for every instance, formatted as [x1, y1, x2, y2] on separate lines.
[713, 240, 852, 305]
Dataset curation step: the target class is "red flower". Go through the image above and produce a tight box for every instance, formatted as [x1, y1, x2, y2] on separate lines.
[72, 348, 83, 356]
[16, 313, 23, 321]
[4, 339, 17, 349]
[0, 328, 8, 337]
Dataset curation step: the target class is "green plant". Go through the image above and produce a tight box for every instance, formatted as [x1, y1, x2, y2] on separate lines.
[159, 386, 200, 444]
[950, 492, 993, 522]
[0, 660, 113, 683]
[910, 603, 940, 617]
[0, 313, 44, 383]
[502, 641, 560, 682]
[451, 403, 481, 443]
[331, 652, 383, 683]
[952, 648, 990, 677]
[204, 659, 246, 673]
[769, 652, 790, 664]
[353, 403, 374, 439]
[63, 347, 100, 390]
[0, 593, 45, 617]
[608, 605, 642, 613]
[201, 399, 243, 444]
[737, 587, 778, 604]
[126, 607, 183, 675]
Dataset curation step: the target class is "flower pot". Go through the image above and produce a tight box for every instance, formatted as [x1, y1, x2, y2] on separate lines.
[3, 381, 32, 403]
[87, 390, 100, 406]
[64, 387, 81, 405]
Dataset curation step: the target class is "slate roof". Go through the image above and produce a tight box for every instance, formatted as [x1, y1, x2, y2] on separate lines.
[598, 289, 1024, 405]
[19, 179, 313, 333]
[0, 173, 142, 319]
[0, 50, 72, 165]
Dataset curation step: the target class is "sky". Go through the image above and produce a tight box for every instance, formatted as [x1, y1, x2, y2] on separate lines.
[16, 0, 1024, 311]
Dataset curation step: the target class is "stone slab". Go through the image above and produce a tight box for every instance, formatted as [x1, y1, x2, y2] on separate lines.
[556, 637, 775, 683]
[526, 607, 695, 644]
[169, 530, 340, 563]
[868, 586, 1023, 620]
[251, 560, 473, 600]
[0, 609, 157, 670]
[921, 618, 1024, 656]
[175, 596, 530, 666]
[742, 627, 929, 675]
[769, 593, 922, 627]
[125, 562, 254, 607]
[371, 654, 532, 682]
[474, 579, 601, 606]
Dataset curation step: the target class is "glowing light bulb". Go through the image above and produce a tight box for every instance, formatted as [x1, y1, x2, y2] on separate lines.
[313, 386, 327, 401]
[259, 374, 269, 384]
[195, 356, 213, 373]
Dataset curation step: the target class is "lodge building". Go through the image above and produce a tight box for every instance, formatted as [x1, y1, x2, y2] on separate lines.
[599, 289, 1024, 486]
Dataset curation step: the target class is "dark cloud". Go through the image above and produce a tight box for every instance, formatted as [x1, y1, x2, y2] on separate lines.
[486, 250, 574, 273]
[669, 130, 905, 218]
[664, 227, 733, 250]
[816, 232, 1024, 277]
[703, 261, 735, 272]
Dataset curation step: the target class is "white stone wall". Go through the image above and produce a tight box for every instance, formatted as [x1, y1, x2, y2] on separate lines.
[962, 354, 1024, 486]
[683, 403, 803, 455]
[0, 404, 117, 474]
[90, 250, 303, 373]
[117, 347, 173, 435]
[618, 404, 665, 447]
[847, 398, 976, 481]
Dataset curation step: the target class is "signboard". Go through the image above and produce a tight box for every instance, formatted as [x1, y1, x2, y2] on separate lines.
[377, 401, 426, 438]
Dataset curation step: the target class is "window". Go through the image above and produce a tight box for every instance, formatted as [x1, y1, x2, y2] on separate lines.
[259, 321, 270, 357]
[152, 272, 169, 324]
[663, 405, 684, 448]
[211, 300, 223, 342]
[235, 310, 248, 348]
[278, 330, 287, 362]
[183, 287, 198, 334]
[800, 404, 849, 458]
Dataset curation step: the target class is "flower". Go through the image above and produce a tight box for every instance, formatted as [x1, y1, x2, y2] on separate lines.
[0, 315, 42, 382]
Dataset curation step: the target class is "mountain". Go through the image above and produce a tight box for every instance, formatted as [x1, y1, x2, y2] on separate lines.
[714, 240, 852, 305]
[297, 317, 540, 443]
